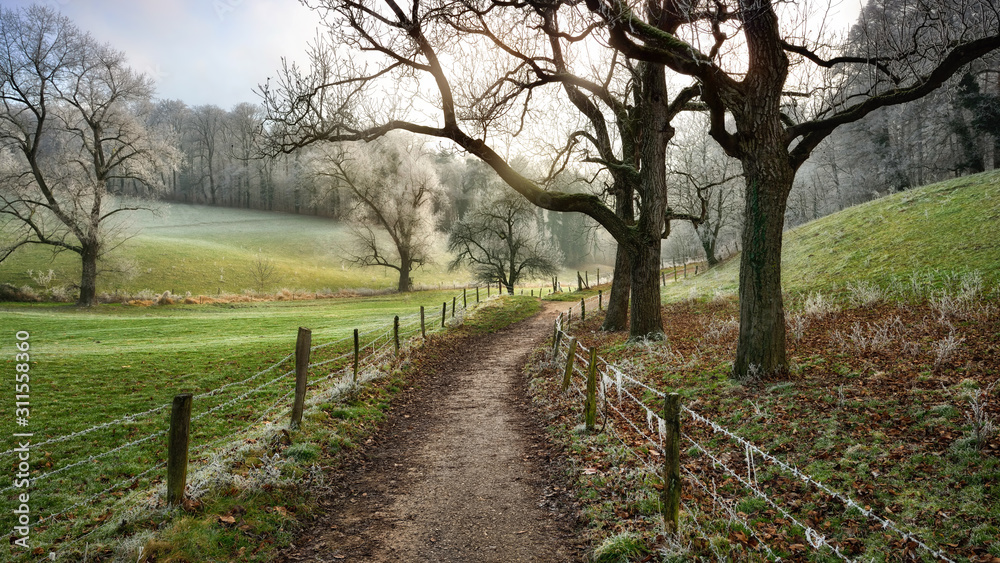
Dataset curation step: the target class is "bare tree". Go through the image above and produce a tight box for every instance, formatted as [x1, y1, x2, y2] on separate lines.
[187, 104, 226, 205]
[259, 0, 705, 340]
[309, 134, 439, 292]
[0, 5, 177, 306]
[576, 0, 1000, 378]
[248, 252, 277, 293]
[449, 189, 562, 294]
[667, 116, 742, 266]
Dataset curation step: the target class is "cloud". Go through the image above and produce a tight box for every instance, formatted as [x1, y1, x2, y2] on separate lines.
[5, 0, 319, 108]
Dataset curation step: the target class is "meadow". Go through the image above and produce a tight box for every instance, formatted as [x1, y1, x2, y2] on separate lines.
[0, 286, 493, 561]
[0, 202, 472, 296]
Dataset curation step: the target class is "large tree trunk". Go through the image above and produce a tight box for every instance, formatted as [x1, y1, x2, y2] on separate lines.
[625, 61, 669, 341]
[78, 242, 99, 307]
[602, 244, 631, 331]
[732, 155, 794, 379]
[398, 255, 412, 292]
[628, 235, 664, 340]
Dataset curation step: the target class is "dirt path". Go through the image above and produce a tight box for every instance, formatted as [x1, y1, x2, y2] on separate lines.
[279, 301, 582, 562]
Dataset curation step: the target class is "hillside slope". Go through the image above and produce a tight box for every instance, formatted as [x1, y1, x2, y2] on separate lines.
[666, 169, 1000, 300]
[0, 202, 467, 295]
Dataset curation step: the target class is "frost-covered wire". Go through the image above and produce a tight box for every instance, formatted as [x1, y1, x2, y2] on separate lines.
[0, 401, 171, 457]
[192, 352, 294, 401]
[39, 460, 167, 525]
[680, 464, 780, 561]
[683, 406, 955, 562]
[2, 426, 170, 493]
[683, 433, 855, 561]
[190, 368, 294, 425]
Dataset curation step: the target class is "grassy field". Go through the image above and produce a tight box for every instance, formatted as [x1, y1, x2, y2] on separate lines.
[530, 172, 1000, 561]
[662, 169, 1000, 302]
[0, 201, 472, 295]
[0, 287, 498, 561]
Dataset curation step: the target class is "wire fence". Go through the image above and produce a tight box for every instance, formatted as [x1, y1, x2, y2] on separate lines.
[549, 302, 956, 562]
[3, 285, 498, 562]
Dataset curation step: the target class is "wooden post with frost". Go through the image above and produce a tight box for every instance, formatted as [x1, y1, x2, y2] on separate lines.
[393, 316, 400, 355]
[290, 327, 311, 429]
[167, 393, 193, 506]
[662, 393, 681, 535]
[353, 329, 359, 383]
[420, 306, 426, 339]
[562, 337, 577, 391]
[585, 348, 598, 431]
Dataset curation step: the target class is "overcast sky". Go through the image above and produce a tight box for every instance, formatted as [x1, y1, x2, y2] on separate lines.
[7, 0, 322, 109]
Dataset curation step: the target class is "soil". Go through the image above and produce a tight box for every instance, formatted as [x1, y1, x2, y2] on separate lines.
[277, 301, 584, 562]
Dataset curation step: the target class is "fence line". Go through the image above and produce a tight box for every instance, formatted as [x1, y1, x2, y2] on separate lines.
[550, 311, 956, 562]
[20, 285, 490, 561]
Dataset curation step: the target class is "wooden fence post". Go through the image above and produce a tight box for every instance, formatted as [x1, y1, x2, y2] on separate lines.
[597, 268, 600, 286]
[585, 270, 589, 288]
[290, 327, 311, 429]
[420, 306, 426, 339]
[463, 288, 467, 308]
[581, 298, 586, 321]
[598, 290, 603, 311]
[441, 301, 447, 328]
[393, 316, 400, 355]
[585, 348, 598, 431]
[353, 329, 359, 383]
[167, 393, 193, 506]
[487, 284, 491, 297]
[452, 296, 456, 318]
[562, 337, 578, 391]
[476, 286, 480, 303]
[662, 393, 681, 535]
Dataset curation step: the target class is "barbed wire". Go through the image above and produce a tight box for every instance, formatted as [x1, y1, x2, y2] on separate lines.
[0, 401, 171, 458]
[683, 432, 855, 561]
[556, 314, 958, 563]
[1, 425, 170, 494]
[17, 289, 486, 559]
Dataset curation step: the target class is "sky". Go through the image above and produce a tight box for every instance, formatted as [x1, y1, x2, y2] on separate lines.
[6, 0, 323, 109]
[5, 0, 862, 111]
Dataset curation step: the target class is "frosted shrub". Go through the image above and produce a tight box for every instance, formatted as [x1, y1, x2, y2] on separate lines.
[964, 380, 998, 450]
[704, 316, 739, 342]
[847, 280, 887, 307]
[134, 288, 157, 300]
[803, 292, 838, 318]
[931, 330, 965, 371]
[787, 313, 808, 341]
[27, 268, 56, 289]
[837, 316, 905, 352]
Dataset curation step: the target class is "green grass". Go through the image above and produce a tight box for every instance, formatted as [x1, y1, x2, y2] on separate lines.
[663, 169, 1000, 301]
[0, 201, 472, 295]
[0, 287, 500, 561]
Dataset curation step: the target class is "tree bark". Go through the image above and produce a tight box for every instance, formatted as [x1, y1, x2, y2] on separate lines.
[626, 61, 670, 341]
[628, 234, 664, 340]
[398, 257, 412, 293]
[733, 155, 793, 378]
[78, 241, 100, 307]
[601, 244, 631, 331]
